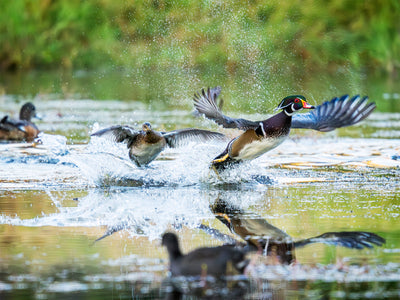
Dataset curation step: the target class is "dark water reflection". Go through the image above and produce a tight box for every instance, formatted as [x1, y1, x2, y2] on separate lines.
[1, 70, 400, 298]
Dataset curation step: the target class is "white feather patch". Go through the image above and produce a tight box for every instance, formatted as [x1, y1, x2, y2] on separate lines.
[235, 135, 287, 161]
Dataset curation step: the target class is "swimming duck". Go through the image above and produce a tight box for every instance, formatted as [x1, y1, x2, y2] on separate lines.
[161, 232, 248, 277]
[210, 199, 385, 264]
[194, 87, 376, 170]
[0, 102, 40, 142]
[91, 122, 226, 167]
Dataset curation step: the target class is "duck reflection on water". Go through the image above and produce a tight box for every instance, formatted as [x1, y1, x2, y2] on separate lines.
[206, 197, 385, 265]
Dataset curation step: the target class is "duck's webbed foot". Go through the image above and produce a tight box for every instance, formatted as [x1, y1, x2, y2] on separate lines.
[210, 156, 242, 179]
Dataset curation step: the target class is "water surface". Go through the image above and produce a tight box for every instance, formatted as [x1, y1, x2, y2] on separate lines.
[0, 75, 400, 299]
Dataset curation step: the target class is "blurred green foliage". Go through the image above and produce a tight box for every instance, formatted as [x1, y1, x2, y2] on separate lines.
[0, 0, 399, 77]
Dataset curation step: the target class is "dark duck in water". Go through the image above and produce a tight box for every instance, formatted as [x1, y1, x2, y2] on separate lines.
[0, 102, 40, 142]
[193, 87, 376, 171]
[91, 122, 226, 167]
[161, 232, 249, 277]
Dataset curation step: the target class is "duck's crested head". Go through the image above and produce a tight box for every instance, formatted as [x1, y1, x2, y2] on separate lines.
[275, 95, 314, 114]
[142, 122, 152, 132]
[20, 102, 37, 121]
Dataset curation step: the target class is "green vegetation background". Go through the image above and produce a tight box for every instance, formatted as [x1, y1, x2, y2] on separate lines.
[1, 0, 399, 78]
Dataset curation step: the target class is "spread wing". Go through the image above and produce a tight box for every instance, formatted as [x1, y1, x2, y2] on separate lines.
[91, 125, 140, 143]
[162, 128, 226, 148]
[294, 231, 385, 249]
[194, 88, 376, 132]
[193, 87, 259, 130]
[291, 95, 376, 132]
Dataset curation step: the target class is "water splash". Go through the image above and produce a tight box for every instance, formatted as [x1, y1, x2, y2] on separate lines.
[36, 132, 69, 156]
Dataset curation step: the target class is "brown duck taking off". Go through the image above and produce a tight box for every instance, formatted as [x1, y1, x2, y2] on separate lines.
[194, 87, 376, 170]
[0, 102, 40, 142]
[91, 122, 226, 167]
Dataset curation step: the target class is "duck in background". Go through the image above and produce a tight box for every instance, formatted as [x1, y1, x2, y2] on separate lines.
[0, 102, 40, 142]
[194, 87, 376, 171]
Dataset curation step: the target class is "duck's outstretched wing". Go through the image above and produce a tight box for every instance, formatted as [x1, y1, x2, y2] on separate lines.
[294, 231, 385, 249]
[162, 128, 226, 148]
[91, 125, 140, 144]
[193, 87, 259, 130]
[291, 95, 376, 132]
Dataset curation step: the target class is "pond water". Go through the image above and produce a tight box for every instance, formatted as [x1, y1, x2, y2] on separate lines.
[0, 70, 400, 299]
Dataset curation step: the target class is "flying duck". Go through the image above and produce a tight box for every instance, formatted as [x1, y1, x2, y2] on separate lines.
[194, 87, 376, 170]
[91, 122, 226, 167]
[161, 232, 248, 277]
[0, 102, 40, 142]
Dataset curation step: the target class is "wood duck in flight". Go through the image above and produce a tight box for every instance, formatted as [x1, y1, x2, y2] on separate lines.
[193, 87, 376, 171]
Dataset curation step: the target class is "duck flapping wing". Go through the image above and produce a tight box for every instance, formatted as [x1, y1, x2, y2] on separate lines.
[162, 128, 226, 148]
[194, 88, 376, 132]
[193, 87, 259, 130]
[91, 125, 141, 144]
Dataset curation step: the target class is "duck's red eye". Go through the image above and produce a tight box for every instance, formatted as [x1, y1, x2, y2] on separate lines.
[294, 98, 300, 103]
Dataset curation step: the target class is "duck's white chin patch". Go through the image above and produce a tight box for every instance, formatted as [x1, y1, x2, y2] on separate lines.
[235, 136, 287, 161]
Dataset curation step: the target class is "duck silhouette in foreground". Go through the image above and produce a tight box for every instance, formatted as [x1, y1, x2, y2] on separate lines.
[207, 198, 385, 264]
[194, 87, 376, 171]
[161, 232, 249, 277]
[91, 122, 226, 167]
[0, 102, 40, 142]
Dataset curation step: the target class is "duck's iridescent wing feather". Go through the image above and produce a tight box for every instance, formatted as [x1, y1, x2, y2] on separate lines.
[91, 125, 140, 143]
[294, 231, 385, 249]
[163, 128, 226, 148]
[193, 87, 259, 130]
[291, 95, 376, 132]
